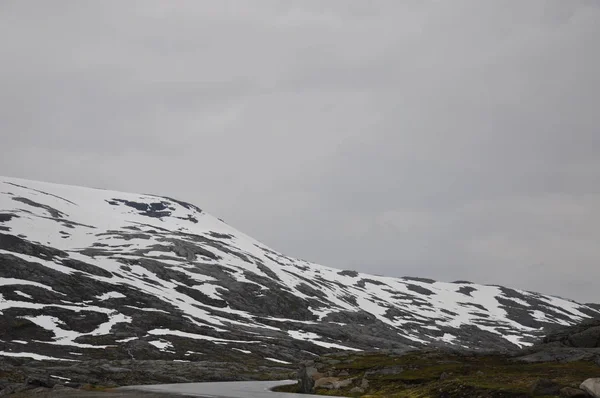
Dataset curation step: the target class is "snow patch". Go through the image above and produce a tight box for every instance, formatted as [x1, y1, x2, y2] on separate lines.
[14, 291, 33, 299]
[149, 340, 174, 351]
[265, 357, 291, 365]
[96, 292, 126, 301]
[0, 351, 76, 361]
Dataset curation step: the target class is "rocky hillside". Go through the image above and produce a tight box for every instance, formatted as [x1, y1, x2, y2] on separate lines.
[0, 176, 599, 364]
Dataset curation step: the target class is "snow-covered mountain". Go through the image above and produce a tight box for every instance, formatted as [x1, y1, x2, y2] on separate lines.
[0, 176, 598, 363]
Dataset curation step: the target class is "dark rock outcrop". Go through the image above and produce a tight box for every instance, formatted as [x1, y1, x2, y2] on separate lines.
[543, 319, 600, 348]
[297, 362, 320, 394]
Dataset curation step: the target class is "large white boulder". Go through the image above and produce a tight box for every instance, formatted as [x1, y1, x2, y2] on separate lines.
[580, 378, 600, 397]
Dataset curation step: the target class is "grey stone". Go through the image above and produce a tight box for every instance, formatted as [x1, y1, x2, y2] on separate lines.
[581, 378, 600, 397]
[297, 364, 320, 393]
[314, 377, 339, 389]
[26, 375, 55, 389]
[314, 377, 354, 390]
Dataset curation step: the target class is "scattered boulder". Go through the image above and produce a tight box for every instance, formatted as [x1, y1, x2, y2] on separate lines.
[349, 386, 365, 395]
[314, 377, 353, 390]
[581, 378, 600, 397]
[314, 377, 339, 389]
[335, 378, 354, 389]
[25, 375, 55, 389]
[297, 362, 321, 393]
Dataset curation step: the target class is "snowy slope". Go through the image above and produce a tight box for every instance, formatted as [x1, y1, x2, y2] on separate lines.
[0, 176, 598, 363]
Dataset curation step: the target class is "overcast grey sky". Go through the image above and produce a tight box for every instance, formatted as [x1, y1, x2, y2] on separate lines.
[1, 1, 599, 303]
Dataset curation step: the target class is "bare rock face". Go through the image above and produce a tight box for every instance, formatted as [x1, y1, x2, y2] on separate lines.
[360, 378, 369, 389]
[516, 320, 600, 365]
[313, 377, 339, 389]
[544, 319, 600, 348]
[581, 378, 600, 397]
[0, 357, 295, 393]
[297, 363, 320, 394]
[25, 375, 56, 389]
[313, 377, 354, 390]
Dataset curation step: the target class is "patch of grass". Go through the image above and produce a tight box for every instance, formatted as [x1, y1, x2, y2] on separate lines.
[309, 351, 599, 397]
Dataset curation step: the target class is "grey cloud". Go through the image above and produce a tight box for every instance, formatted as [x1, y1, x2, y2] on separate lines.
[1, 0, 599, 302]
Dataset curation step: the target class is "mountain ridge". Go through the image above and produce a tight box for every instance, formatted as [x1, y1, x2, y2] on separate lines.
[0, 176, 598, 364]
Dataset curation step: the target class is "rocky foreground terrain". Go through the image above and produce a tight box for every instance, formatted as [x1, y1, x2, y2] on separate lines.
[274, 319, 600, 397]
[1, 319, 600, 397]
[0, 355, 294, 396]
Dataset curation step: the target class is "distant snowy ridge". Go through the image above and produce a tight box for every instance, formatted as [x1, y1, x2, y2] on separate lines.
[0, 176, 598, 363]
